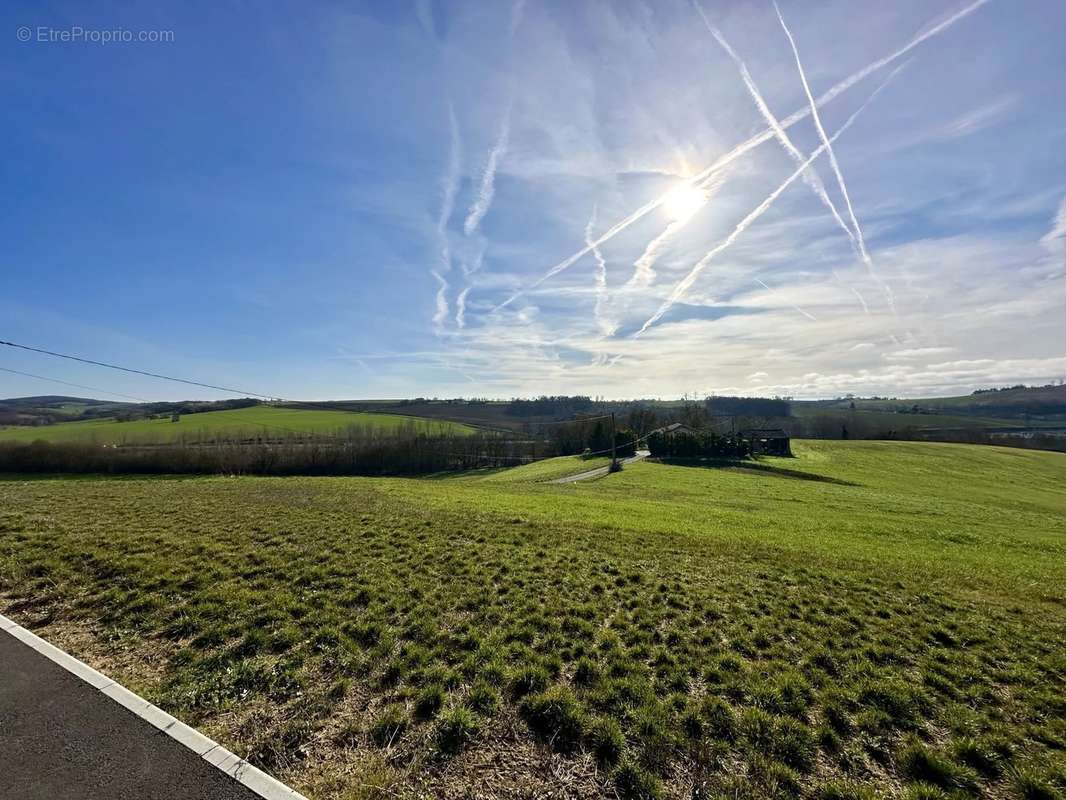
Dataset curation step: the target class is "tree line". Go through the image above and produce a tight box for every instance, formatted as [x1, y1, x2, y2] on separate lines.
[0, 431, 545, 477]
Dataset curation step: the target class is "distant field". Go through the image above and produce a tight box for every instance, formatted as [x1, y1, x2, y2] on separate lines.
[789, 404, 1052, 430]
[1, 441, 1063, 799]
[795, 385, 1066, 427]
[0, 405, 476, 444]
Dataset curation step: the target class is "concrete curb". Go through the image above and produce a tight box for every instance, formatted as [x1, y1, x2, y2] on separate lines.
[0, 613, 307, 800]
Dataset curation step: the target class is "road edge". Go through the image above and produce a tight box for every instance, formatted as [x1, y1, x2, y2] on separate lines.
[0, 613, 307, 800]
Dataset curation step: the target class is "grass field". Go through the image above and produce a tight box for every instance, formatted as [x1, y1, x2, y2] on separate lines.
[0, 405, 476, 444]
[788, 405, 1054, 431]
[1, 441, 1064, 799]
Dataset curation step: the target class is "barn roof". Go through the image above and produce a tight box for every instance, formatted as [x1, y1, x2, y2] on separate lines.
[653, 422, 701, 435]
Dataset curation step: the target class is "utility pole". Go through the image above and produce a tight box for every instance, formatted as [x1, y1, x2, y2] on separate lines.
[610, 411, 619, 472]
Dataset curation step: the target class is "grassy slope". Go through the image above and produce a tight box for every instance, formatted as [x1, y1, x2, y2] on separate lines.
[797, 385, 1066, 426]
[479, 454, 612, 483]
[0, 441, 1063, 799]
[0, 405, 475, 443]
[789, 405, 1040, 430]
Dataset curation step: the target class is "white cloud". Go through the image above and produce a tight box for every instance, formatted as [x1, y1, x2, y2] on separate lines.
[1040, 196, 1066, 255]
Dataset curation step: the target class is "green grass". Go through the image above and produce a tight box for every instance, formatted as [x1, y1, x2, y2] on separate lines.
[790, 405, 1044, 430]
[479, 454, 612, 483]
[0, 404, 475, 444]
[1, 440, 1063, 799]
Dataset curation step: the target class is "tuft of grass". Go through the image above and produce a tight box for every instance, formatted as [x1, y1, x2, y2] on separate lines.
[1009, 765, 1066, 800]
[413, 684, 445, 720]
[952, 735, 1010, 778]
[434, 706, 480, 756]
[520, 686, 586, 753]
[585, 715, 625, 767]
[816, 780, 882, 800]
[465, 680, 499, 716]
[369, 704, 408, 748]
[574, 656, 600, 687]
[509, 664, 550, 699]
[898, 738, 978, 792]
[337, 753, 403, 800]
[612, 759, 662, 800]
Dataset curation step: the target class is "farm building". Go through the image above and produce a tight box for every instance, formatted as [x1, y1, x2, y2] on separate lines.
[653, 422, 702, 437]
[741, 428, 792, 456]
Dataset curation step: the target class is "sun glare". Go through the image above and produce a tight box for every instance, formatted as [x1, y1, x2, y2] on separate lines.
[661, 183, 707, 222]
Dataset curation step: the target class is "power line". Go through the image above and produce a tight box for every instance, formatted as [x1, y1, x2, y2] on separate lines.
[0, 366, 149, 403]
[0, 340, 273, 400]
[1, 339, 625, 438]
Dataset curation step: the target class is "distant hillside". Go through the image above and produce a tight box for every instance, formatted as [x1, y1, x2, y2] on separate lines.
[0, 395, 261, 427]
[0, 404, 475, 445]
[0, 395, 134, 426]
[801, 383, 1066, 421]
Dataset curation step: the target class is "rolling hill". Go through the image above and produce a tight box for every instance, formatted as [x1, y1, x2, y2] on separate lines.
[0, 404, 475, 444]
[1, 440, 1063, 798]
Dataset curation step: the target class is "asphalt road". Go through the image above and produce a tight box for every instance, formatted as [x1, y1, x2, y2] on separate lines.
[0, 631, 260, 800]
[550, 449, 650, 483]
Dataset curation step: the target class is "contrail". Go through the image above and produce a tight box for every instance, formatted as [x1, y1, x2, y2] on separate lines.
[831, 266, 871, 315]
[494, 0, 989, 311]
[585, 205, 615, 336]
[464, 103, 511, 236]
[460, 246, 484, 278]
[510, 0, 527, 37]
[851, 286, 871, 315]
[627, 218, 691, 291]
[455, 286, 471, 329]
[431, 271, 450, 330]
[454, 0, 525, 330]
[624, 172, 726, 292]
[701, 7, 856, 249]
[432, 101, 462, 331]
[637, 66, 903, 336]
[755, 278, 817, 321]
[775, 0, 892, 309]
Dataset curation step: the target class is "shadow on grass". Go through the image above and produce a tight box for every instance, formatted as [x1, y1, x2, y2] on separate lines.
[656, 458, 860, 486]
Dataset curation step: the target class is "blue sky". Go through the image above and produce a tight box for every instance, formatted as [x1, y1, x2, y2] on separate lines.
[2, 0, 1065, 401]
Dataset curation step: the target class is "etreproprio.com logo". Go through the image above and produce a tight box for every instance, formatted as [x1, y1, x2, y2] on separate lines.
[17, 26, 175, 44]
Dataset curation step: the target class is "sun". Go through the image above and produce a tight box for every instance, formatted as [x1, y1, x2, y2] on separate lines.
[661, 183, 707, 222]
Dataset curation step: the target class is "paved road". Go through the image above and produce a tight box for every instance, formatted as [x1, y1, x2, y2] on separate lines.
[551, 449, 650, 484]
[0, 631, 259, 800]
